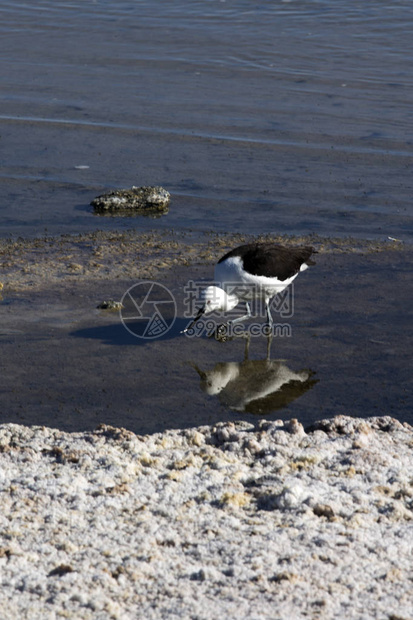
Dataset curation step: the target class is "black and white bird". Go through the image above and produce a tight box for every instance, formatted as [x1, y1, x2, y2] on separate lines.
[182, 242, 316, 332]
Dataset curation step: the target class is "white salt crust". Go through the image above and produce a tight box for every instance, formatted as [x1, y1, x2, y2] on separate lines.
[0, 415, 412, 619]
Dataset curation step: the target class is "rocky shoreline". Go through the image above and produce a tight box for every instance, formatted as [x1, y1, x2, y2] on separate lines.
[1, 415, 412, 619]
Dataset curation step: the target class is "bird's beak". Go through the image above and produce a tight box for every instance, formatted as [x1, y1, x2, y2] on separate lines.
[181, 306, 206, 334]
[189, 362, 207, 380]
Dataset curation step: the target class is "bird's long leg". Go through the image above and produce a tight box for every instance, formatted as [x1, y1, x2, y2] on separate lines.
[265, 299, 274, 359]
[214, 302, 251, 341]
[265, 300, 274, 327]
[266, 332, 273, 360]
[229, 302, 251, 326]
[244, 333, 251, 361]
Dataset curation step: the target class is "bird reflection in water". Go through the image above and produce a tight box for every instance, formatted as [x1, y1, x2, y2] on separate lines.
[192, 335, 317, 415]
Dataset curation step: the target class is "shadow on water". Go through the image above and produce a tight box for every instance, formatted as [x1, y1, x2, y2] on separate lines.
[71, 318, 193, 345]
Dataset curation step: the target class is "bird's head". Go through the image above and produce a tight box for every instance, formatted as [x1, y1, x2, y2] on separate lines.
[200, 286, 239, 314]
[181, 286, 239, 333]
[193, 362, 240, 395]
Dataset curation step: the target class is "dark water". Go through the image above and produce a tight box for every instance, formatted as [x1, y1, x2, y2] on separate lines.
[1, 252, 412, 434]
[1, 1, 412, 241]
[2, 2, 412, 432]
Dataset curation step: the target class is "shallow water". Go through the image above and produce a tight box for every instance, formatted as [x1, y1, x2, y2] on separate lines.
[1, 1, 412, 241]
[1, 251, 412, 433]
[2, 2, 412, 432]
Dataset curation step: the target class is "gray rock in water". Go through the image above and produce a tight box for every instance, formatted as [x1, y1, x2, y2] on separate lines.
[96, 300, 123, 311]
[91, 186, 170, 213]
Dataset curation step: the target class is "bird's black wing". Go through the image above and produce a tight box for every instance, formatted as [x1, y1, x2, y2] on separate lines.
[218, 243, 317, 281]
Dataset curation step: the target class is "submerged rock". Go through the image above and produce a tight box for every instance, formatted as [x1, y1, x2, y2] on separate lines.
[91, 186, 170, 213]
[96, 300, 123, 311]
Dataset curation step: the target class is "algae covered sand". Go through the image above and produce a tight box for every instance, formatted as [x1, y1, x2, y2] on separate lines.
[0, 229, 404, 292]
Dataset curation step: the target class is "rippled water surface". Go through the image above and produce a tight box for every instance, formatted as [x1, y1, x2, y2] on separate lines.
[1, 1, 412, 240]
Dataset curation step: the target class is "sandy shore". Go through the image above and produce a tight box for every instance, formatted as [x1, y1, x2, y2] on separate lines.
[0, 229, 404, 292]
[1, 415, 412, 619]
